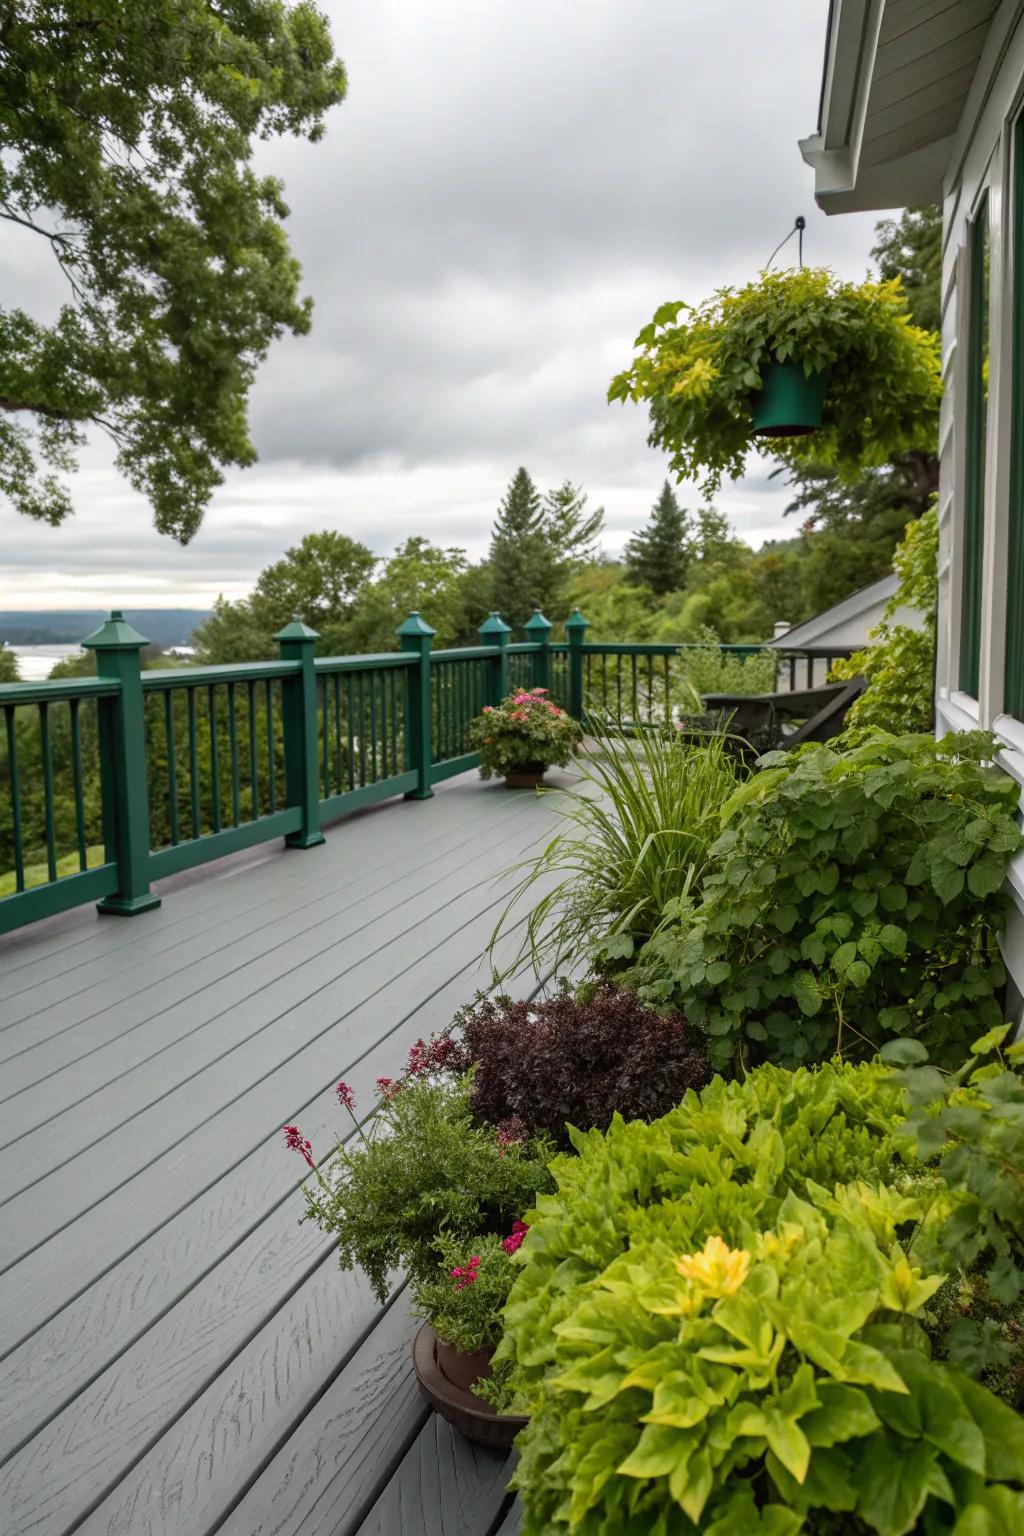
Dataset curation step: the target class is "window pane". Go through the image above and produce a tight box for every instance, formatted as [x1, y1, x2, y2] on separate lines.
[959, 195, 989, 697]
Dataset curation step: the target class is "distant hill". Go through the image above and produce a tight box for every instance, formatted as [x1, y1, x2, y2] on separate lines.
[0, 610, 210, 648]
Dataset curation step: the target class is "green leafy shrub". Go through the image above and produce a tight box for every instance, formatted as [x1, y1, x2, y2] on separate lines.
[676, 628, 778, 699]
[634, 731, 1021, 1072]
[832, 504, 937, 735]
[298, 1074, 554, 1303]
[890, 1029, 1024, 1409]
[494, 721, 738, 977]
[498, 1060, 1024, 1534]
[609, 268, 941, 495]
[468, 686, 581, 779]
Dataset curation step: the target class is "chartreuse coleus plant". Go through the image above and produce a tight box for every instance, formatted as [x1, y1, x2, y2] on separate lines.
[498, 1060, 1024, 1535]
[608, 267, 941, 495]
[634, 731, 1021, 1073]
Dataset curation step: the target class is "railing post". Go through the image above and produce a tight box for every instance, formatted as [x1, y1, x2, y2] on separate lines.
[524, 608, 552, 690]
[479, 612, 512, 703]
[275, 618, 325, 849]
[82, 611, 161, 917]
[565, 607, 589, 720]
[398, 610, 436, 800]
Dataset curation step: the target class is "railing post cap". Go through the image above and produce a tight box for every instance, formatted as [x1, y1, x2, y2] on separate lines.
[273, 618, 320, 643]
[82, 611, 150, 650]
[478, 611, 512, 638]
[565, 608, 590, 634]
[396, 610, 436, 639]
[524, 609, 553, 634]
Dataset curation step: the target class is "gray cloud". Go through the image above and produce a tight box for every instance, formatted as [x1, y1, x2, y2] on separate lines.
[0, 0, 882, 610]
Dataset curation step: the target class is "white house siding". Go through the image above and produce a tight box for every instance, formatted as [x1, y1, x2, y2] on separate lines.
[934, 0, 1024, 997]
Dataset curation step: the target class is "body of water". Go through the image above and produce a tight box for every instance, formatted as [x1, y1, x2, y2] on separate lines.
[4, 644, 84, 682]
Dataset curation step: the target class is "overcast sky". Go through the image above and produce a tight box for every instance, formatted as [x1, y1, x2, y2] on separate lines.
[0, 0, 885, 613]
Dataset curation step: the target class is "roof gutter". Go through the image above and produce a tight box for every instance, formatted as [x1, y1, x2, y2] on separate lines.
[799, 0, 884, 210]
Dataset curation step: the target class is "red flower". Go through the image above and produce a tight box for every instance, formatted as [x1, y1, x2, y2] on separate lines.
[502, 1220, 529, 1255]
[376, 1075, 401, 1101]
[450, 1254, 482, 1290]
[283, 1124, 315, 1169]
[336, 1081, 356, 1112]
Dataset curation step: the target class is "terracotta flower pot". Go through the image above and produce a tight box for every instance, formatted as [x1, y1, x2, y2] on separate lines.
[436, 1336, 494, 1393]
[504, 762, 546, 789]
[412, 1323, 528, 1449]
[752, 360, 827, 438]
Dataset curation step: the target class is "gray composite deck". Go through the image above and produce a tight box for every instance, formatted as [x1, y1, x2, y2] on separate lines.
[0, 769, 573, 1536]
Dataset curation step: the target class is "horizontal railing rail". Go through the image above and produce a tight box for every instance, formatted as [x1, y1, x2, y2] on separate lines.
[0, 602, 853, 937]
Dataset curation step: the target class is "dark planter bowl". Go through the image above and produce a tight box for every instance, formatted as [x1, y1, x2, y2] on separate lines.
[504, 762, 546, 789]
[752, 360, 827, 438]
[412, 1323, 528, 1449]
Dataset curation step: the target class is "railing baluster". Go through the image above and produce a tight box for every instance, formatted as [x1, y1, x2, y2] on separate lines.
[333, 673, 342, 794]
[789, 656, 796, 691]
[5, 704, 25, 892]
[248, 680, 259, 819]
[164, 690, 180, 846]
[357, 670, 367, 787]
[631, 655, 638, 723]
[647, 656, 654, 723]
[39, 701, 57, 882]
[265, 678, 277, 814]
[70, 698, 88, 870]
[187, 687, 201, 837]
[321, 676, 330, 799]
[208, 685, 221, 833]
[370, 667, 379, 781]
[346, 673, 355, 790]
[228, 681, 240, 826]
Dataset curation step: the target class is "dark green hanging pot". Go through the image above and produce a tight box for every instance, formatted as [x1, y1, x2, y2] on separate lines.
[752, 361, 827, 438]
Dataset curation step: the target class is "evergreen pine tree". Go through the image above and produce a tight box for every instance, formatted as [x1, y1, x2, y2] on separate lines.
[624, 481, 693, 595]
[488, 467, 560, 629]
[544, 480, 605, 567]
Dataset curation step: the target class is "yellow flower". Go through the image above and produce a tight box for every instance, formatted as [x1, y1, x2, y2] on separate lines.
[675, 1234, 751, 1297]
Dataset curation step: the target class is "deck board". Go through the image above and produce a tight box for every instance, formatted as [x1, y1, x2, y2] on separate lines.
[0, 771, 570, 1536]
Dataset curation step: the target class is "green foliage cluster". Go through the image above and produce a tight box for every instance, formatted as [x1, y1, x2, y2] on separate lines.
[301, 1074, 553, 1305]
[468, 688, 581, 780]
[833, 504, 938, 736]
[625, 482, 694, 596]
[498, 1058, 1024, 1535]
[0, 647, 19, 682]
[633, 733, 1021, 1073]
[0, 0, 346, 539]
[893, 1029, 1024, 1402]
[675, 631, 778, 699]
[496, 722, 739, 979]
[413, 1232, 522, 1354]
[610, 269, 941, 496]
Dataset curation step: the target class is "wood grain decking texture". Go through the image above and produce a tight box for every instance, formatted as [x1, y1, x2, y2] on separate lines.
[0, 770, 565, 1536]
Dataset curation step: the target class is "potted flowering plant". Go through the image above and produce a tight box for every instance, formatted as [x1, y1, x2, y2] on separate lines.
[284, 1050, 551, 1445]
[468, 686, 581, 787]
[608, 266, 941, 494]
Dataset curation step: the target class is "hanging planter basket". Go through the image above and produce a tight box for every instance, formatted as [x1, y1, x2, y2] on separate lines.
[608, 266, 941, 494]
[751, 361, 827, 438]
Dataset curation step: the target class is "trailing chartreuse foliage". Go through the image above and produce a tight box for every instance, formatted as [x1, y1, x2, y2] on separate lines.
[832, 503, 938, 735]
[497, 1058, 1024, 1535]
[0, 1, 346, 538]
[494, 722, 738, 978]
[609, 268, 941, 495]
[632, 731, 1021, 1073]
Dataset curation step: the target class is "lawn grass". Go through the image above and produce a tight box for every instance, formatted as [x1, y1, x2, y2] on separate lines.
[0, 844, 107, 898]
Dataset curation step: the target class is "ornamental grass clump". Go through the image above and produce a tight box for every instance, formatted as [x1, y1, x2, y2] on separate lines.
[448, 984, 711, 1149]
[468, 687, 581, 780]
[609, 266, 941, 495]
[496, 1056, 1024, 1534]
[494, 719, 739, 978]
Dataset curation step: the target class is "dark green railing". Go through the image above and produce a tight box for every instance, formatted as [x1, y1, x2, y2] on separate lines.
[0, 605, 848, 937]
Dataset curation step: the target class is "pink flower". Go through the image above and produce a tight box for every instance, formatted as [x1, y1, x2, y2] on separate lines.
[450, 1254, 482, 1290]
[503, 1220, 529, 1255]
[376, 1075, 401, 1101]
[481, 705, 494, 714]
[336, 1081, 356, 1112]
[283, 1124, 315, 1169]
[531, 687, 549, 695]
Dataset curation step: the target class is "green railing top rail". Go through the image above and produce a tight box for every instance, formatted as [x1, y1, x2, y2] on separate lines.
[0, 675, 120, 706]
[141, 660, 302, 690]
[315, 652, 417, 673]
